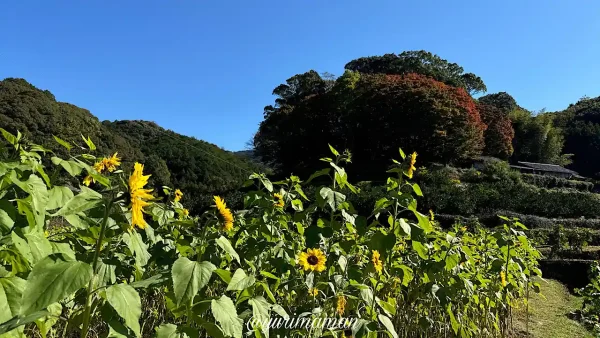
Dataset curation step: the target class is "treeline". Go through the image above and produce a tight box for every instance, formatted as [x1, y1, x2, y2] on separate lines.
[254, 50, 600, 179]
[0, 78, 261, 212]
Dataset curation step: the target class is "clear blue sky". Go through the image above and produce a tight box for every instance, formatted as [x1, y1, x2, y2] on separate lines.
[1, 1, 599, 151]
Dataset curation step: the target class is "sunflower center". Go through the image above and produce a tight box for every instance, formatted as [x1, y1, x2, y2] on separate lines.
[307, 255, 319, 265]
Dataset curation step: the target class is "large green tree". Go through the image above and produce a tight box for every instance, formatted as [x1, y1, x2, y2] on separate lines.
[344, 50, 487, 95]
[254, 71, 486, 178]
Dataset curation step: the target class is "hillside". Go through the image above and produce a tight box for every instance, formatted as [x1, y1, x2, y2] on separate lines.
[0, 78, 258, 211]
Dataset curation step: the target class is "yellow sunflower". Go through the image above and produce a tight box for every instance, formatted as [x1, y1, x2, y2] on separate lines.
[336, 295, 346, 315]
[129, 162, 154, 229]
[82, 175, 94, 186]
[500, 271, 507, 287]
[214, 196, 234, 231]
[308, 288, 319, 297]
[407, 152, 417, 178]
[93, 160, 106, 173]
[298, 248, 327, 272]
[372, 250, 383, 274]
[104, 153, 121, 172]
[174, 189, 183, 202]
[273, 193, 284, 207]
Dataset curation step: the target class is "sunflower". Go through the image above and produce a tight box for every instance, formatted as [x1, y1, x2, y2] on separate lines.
[308, 288, 319, 297]
[104, 153, 121, 172]
[181, 208, 189, 219]
[500, 271, 507, 287]
[82, 175, 94, 187]
[214, 196, 234, 231]
[93, 160, 106, 173]
[129, 162, 154, 229]
[174, 189, 183, 202]
[336, 295, 346, 316]
[298, 248, 327, 272]
[407, 152, 417, 178]
[372, 250, 383, 274]
[273, 193, 284, 207]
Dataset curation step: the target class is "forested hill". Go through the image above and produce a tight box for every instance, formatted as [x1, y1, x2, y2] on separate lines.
[0, 77, 259, 211]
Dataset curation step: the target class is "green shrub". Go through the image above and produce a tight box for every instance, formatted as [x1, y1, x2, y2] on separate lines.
[522, 173, 594, 191]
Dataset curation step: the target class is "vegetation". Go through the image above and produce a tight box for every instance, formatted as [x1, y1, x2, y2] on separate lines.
[0, 132, 543, 338]
[0, 78, 259, 213]
[575, 263, 600, 335]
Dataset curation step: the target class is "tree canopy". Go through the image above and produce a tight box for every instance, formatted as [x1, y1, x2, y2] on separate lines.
[345, 50, 487, 94]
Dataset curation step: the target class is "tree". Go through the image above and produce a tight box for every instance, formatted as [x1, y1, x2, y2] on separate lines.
[344, 50, 487, 94]
[478, 104, 514, 159]
[478, 92, 518, 114]
[254, 72, 487, 178]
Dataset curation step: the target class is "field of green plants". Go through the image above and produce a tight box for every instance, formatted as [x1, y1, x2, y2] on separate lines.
[0, 129, 564, 337]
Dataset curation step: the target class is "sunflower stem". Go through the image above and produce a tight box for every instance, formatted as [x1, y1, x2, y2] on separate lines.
[80, 198, 113, 338]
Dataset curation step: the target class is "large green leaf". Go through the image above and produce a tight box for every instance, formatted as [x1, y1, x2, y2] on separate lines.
[123, 231, 150, 267]
[0, 310, 48, 335]
[20, 254, 92, 315]
[319, 187, 346, 211]
[0, 202, 16, 234]
[226, 269, 256, 291]
[172, 258, 215, 307]
[51, 157, 83, 177]
[45, 186, 74, 211]
[211, 295, 242, 338]
[378, 314, 398, 338]
[51, 188, 102, 217]
[215, 236, 240, 264]
[0, 277, 26, 324]
[248, 296, 270, 335]
[105, 284, 141, 337]
[24, 233, 52, 265]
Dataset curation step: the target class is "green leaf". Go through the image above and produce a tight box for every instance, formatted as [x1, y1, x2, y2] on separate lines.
[130, 273, 168, 289]
[319, 187, 346, 211]
[0, 128, 17, 147]
[211, 295, 243, 338]
[305, 168, 330, 184]
[248, 296, 270, 335]
[0, 310, 49, 335]
[398, 218, 411, 237]
[11, 232, 33, 264]
[45, 186, 74, 211]
[50, 157, 83, 177]
[378, 314, 398, 338]
[446, 303, 459, 334]
[123, 231, 150, 267]
[328, 144, 340, 156]
[216, 236, 240, 264]
[34, 302, 62, 338]
[214, 269, 232, 284]
[226, 269, 256, 291]
[0, 206, 15, 234]
[105, 284, 141, 337]
[0, 277, 26, 324]
[24, 233, 52, 265]
[172, 257, 216, 307]
[411, 183, 423, 197]
[51, 189, 102, 217]
[52, 135, 72, 151]
[155, 324, 178, 338]
[20, 254, 92, 315]
[412, 241, 428, 259]
[81, 135, 96, 151]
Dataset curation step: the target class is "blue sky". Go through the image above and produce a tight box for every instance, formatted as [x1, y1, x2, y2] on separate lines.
[1, 1, 599, 151]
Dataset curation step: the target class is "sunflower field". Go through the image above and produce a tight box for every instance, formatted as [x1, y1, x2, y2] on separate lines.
[0, 129, 542, 338]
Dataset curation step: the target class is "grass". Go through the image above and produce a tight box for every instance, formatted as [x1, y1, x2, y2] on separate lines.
[513, 278, 594, 338]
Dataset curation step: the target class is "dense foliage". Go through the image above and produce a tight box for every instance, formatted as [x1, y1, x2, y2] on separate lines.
[576, 263, 600, 335]
[477, 104, 514, 159]
[0, 133, 542, 338]
[344, 50, 487, 94]
[255, 71, 486, 179]
[0, 78, 259, 212]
